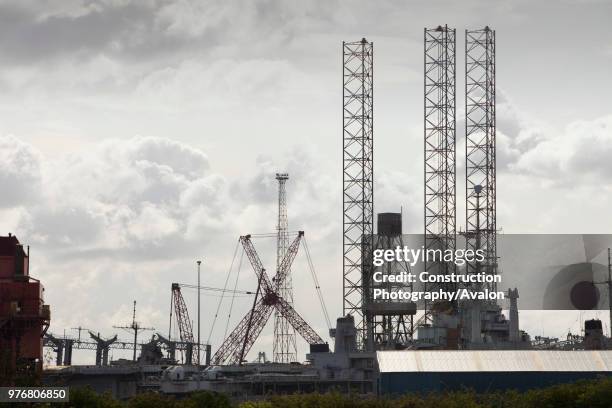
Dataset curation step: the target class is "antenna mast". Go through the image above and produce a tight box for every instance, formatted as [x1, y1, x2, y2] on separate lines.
[113, 300, 154, 361]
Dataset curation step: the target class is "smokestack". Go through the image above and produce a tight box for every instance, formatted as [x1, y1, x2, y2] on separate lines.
[508, 288, 520, 342]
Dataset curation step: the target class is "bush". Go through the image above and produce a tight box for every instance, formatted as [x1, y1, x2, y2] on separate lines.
[63, 387, 123, 408]
[184, 391, 232, 408]
[127, 392, 177, 408]
[521, 377, 612, 408]
[238, 377, 612, 408]
[43, 376, 612, 408]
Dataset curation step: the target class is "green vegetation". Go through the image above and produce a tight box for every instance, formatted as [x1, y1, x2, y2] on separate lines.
[31, 377, 611, 408]
[240, 377, 612, 408]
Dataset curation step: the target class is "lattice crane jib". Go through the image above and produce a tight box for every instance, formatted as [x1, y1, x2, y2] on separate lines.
[465, 27, 496, 291]
[211, 233, 323, 365]
[172, 284, 195, 344]
[343, 38, 374, 350]
[424, 26, 457, 320]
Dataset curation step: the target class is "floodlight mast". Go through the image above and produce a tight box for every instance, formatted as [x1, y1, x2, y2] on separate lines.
[273, 173, 297, 363]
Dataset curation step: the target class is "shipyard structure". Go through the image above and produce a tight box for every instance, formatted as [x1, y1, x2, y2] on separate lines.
[2, 25, 611, 399]
[0, 234, 50, 385]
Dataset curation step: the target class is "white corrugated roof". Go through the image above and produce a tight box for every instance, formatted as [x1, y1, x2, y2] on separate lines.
[377, 350, 612, 372]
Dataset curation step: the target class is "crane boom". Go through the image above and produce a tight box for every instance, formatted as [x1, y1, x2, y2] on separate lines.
[211, 233, 324, 365]
[172, 283, 194, 344]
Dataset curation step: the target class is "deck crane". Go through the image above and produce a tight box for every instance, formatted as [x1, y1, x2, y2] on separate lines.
[169, 282, 252, 364]
[169, 283, 195, 364]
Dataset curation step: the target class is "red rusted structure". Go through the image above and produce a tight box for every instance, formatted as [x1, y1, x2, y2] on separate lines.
[211, 232, 325, 365]
[0, 234, 50, 385]
[170, 283, 195, 364]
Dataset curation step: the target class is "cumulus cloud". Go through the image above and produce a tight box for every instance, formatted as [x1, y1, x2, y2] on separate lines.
[480, 90, 549, 172]
[480, 90, 612, 189]
[0, 135, 342, 363]
[0, 135, 42, 207]
[10, 136, 220, 256]
[511, 115, 612, 185]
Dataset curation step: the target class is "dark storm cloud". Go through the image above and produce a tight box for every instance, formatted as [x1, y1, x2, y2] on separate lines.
[0, 0, 321, 65]
[1, 0, 611, 70]
[0, 1, 198, 64]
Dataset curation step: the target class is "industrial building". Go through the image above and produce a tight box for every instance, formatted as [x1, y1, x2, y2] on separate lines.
[0, 233, 50, 385]
[377, 350, 612, 394]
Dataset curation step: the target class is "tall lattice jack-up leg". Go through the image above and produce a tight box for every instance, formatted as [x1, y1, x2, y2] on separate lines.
[343, 38, 374, 350]
[423, 26, 457, 323]
[465, 27, 496, 291]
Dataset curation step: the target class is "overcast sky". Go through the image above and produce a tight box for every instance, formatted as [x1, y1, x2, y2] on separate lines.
[1, 0, 612, 364]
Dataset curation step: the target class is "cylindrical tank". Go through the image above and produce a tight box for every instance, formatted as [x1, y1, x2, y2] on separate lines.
[377, 213, 402, 236]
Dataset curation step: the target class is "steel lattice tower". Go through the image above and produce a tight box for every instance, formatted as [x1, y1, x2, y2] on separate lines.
[465, 27, 496, 290]
[424, 26, 457, 321]
[343, 38, 374, 349]
[273, 173, 297, 363]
